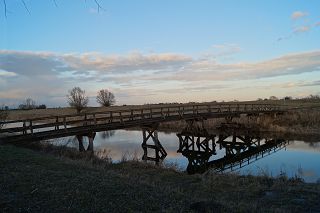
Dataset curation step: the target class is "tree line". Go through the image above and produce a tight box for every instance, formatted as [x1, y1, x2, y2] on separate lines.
[1, 87, 115, 114]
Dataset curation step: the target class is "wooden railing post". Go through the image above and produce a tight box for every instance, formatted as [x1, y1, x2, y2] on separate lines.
[93, 114, 97, 125]
[160, 107, 164, 118]
[119, 112, 123, 123]
[23, 121, 27, 134]
[63, 116, 67, 130]
[207, 105, 211, 113]
[110, 112, 113, 123]
[55, 116, 59, 130]
[29, 120, 33, 135]
[84, 113, 87, 126]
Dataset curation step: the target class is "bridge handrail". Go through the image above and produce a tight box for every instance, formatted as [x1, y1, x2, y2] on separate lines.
[0, 103, 288, 135]
[1, 103, 288, 124]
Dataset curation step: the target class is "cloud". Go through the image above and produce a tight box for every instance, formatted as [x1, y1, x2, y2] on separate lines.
[278, 80, 320, 89]
[62, 52, 191, 74]
[0, 50, 191, 76]
[291, 11, 308, 20]
[159, 51, 320, 82]
[1, 49, 320, 106]
[0, 50, 67, 76]
[0, 69, 17, 77]
[293, 26, 311, 33]
[315, 22, 320, 27]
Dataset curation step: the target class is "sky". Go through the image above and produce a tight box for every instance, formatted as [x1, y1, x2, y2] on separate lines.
[0, 0, 320, 107]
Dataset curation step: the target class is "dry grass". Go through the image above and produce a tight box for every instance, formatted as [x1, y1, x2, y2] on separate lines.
[1, 144, 320, 212]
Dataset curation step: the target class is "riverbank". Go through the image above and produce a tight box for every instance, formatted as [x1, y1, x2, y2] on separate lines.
[158, 108, 320, 136]
[1, 144, 320, 212]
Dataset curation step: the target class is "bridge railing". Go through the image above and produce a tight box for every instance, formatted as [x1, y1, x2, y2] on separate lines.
[0, 103, 286, 136]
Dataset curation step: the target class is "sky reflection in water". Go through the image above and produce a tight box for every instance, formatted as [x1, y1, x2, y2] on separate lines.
[56, 130, 320, 183]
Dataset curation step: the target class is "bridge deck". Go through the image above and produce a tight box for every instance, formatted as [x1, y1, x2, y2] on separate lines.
[0, 103, 287, 143]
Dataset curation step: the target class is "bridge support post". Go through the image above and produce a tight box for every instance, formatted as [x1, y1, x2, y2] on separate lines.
[76, 132, 96, 152]
[141, 124, 167, 163]
[87, 132, 96, 152]
[76, 135, 86, 152]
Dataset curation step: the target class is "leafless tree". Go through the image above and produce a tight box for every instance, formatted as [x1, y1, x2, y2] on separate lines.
[67, 87, 89, 113]
[19, 98, 36, 110]
[0, 105, 8, 129]
[96, 89, 115, 107]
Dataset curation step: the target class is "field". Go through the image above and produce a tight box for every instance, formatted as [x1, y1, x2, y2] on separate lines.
[1, 144, 320, 213]
[5, 99, 320, 121]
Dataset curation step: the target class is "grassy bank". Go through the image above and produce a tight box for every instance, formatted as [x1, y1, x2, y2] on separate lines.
[158, 108, 320, 136]
[1, 144, 320, 212]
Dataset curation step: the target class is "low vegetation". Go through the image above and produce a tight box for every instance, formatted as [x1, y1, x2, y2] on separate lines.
[1, 144, 320, 212]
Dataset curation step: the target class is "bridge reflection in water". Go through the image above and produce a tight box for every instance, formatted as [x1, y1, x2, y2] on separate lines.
[143, 121, 289, 174]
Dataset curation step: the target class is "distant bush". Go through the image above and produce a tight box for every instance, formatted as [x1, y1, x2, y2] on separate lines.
[37, 104, 47, 109]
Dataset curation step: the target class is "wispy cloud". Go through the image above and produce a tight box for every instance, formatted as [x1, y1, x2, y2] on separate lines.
[293, 26, 311, 34]
[276, 80, 320, 89]
[291, 11, 308, 20]
[161, 51, 320, 82]
[277, 11, 315, 41]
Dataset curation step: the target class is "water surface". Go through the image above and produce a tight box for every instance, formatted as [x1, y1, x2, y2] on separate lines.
[54, 129, 320, 183]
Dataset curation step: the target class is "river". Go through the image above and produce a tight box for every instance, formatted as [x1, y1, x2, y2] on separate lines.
[51, 129, 320, 183]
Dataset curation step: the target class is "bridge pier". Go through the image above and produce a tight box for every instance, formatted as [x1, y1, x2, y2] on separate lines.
[76, 132, 96, 152]
[141, 124, 167, 163]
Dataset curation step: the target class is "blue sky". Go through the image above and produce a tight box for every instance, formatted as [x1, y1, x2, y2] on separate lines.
[0, 0, 320, 107]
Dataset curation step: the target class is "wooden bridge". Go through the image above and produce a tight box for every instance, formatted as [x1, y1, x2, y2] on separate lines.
[0, 103, 288, 157]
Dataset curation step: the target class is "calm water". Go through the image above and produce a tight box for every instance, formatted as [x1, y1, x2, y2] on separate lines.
[53, 129, 320, 183]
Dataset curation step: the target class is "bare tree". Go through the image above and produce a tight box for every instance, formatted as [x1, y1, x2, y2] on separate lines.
[96, 89, 115, 107]
[18, 98, 36, 110]
[0, 105, 8, 129]
[67, 87, 89, 113]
